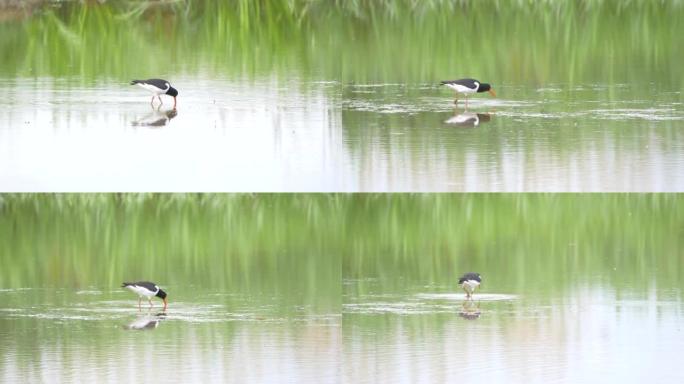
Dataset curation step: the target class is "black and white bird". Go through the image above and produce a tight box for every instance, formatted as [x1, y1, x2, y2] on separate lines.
[458, 272, 482, 300]
[440, 78, 496, 105]
[121, 281, 168, 311]
[130, 79, 179, 108]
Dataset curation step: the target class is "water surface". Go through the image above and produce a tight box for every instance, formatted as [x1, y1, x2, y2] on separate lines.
[0, 288, 339, 383]
[2, 194, 682, 383]
[1, 1, 682, 191]
[342, 194, 684, 383]
[0, 194, 340, 383]
[343, 283, 683, 384]
[1, 79, 682, 191]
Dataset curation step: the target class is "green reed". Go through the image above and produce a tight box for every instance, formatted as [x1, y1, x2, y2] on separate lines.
[0, 0, 681, 86]
[343, 194, 684, 297]
[0, 194, 342, 311]
[1, 194, 681, 299]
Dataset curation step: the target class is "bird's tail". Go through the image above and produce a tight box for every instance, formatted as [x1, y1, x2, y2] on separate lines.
[121, 282, 133, 287]
[130, 80, 142, 85]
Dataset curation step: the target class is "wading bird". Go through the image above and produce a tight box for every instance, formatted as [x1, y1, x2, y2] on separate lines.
[130, 78, 178, 108]
[458, 272, 482, 300]
[122, 281, 168, 311]
[440, 78, 496, 106]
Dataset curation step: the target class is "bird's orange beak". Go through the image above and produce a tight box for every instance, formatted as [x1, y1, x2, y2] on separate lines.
[162, 298, 168, 311]
[173, 97, 177, 109]
[488, 89, 496, 97]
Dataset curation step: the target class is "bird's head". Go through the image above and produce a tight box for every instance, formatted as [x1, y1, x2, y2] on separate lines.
[166, 87, 178, 97]
[479, 83, 496, 97]
[166, 87, 178, 108]
[156, 289, 168, 311]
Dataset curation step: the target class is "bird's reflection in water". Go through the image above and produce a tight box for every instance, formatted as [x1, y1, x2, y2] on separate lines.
[122, 313, 166, 331]
[458, 300, 482, 320]
[131, 106, 178, 128]
[445, 108, 491, 127]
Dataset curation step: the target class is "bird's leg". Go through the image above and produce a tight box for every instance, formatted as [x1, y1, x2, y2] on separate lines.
[453, 93, 459, 105]
[150, 96, 155, 106]
[138, 297, 142, 311]
[148, 298, 153, 308]
[158, 95, 163, 105]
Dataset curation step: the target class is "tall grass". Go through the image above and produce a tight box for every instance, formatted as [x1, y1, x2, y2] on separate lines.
[0, 194, 681, 299]
[0, 194, 343, 311]
[343, 194, 684, 296]
[0, 0, 681, 86]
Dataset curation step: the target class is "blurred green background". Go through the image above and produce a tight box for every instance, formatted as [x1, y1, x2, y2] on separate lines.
[0, 0, 682, 86]
[343, 194, 684, 297]
[0, 194, 342, 312]
[1, 193, 682, 383]
[1, 194, 681, 298]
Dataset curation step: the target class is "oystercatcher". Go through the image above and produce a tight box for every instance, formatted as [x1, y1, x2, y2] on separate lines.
[458, 272, 482, 300]
[130, 79, 178, 108]
[122, 281, 168, 311]
[440, 78, 496, 106]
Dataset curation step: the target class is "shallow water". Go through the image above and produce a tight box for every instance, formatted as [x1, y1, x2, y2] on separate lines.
[343, 282, 684, 384]
[0, 288, 339, 383]
[1, 79, 682, 191]
[1, 194, 683, 382]
[1, 1, 682, 192]
[340, 194, 684, 383]
[1, 0, 684, 381]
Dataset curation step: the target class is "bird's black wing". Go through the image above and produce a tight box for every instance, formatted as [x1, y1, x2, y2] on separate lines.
[130, 78, 170, 89]
[133, 281, 159, 291]
[458, 272, 481, 283]
[441, 78, 478, 88]
[143, 79, 170, 89]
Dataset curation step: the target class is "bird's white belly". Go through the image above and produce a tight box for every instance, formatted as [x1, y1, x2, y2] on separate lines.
[461, 280, 480, 293]
[445, 83, 477, 94]
[126, 285, 157, 298]
[137, 83, 167, 95]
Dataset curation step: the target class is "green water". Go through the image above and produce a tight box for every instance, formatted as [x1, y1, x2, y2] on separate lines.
[1, 194, 683, 382]
[341, 194, 683, 383]
[1, 1, 683, 191]
[0, 194, 341, 382]
[1, 0, 683, 382]
[0, 194, 340, 310]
